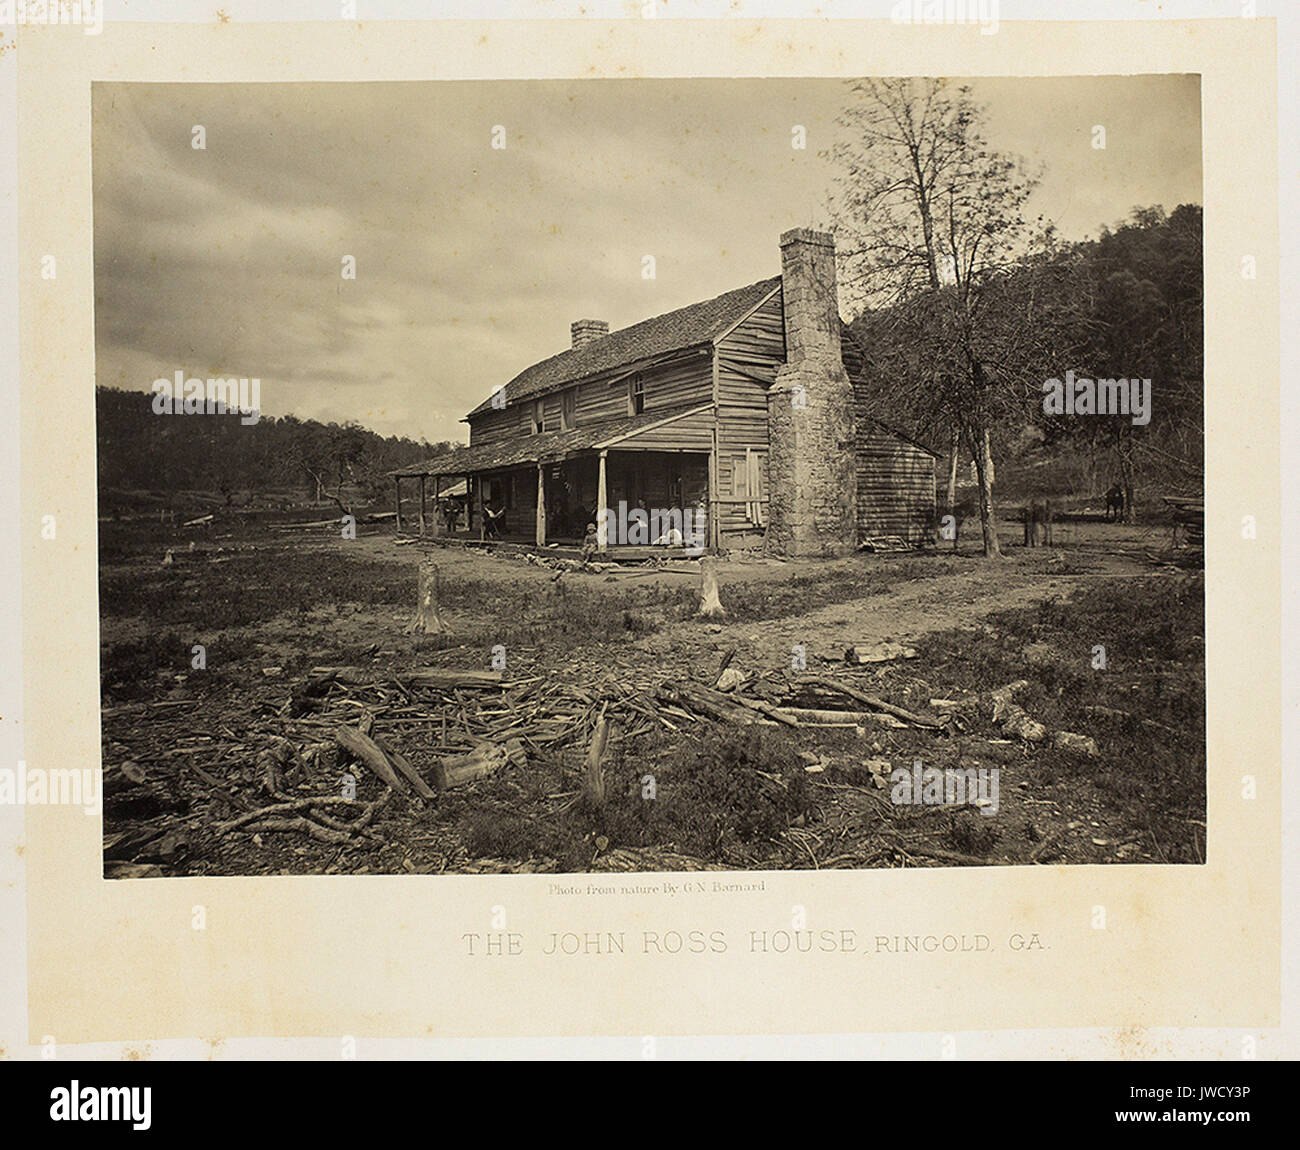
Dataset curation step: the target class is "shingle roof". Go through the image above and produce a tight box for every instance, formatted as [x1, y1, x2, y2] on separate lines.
[466, 276, 783, 417]
[394, 403, 710, 477]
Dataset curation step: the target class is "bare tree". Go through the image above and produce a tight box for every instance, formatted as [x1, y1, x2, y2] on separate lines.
[828, 79, 1040, 556]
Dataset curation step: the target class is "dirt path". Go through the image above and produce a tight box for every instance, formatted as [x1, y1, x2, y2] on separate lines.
[629, 567, 1097, 675]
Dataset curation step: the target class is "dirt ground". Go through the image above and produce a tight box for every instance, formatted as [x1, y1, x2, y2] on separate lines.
[98, 514, 1205, 877]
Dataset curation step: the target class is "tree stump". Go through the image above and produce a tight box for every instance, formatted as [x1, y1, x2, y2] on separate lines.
[584, 706, 609, 808]
[408, 558, 448, 634]
[697, 556, 725, 618]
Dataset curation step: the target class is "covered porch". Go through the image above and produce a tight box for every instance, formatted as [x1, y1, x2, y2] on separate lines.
[392, 404, 716, 552]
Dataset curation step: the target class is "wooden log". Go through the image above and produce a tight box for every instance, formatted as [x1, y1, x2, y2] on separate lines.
[767, 706, 905, 729]
[795, 676, 942, 729]
[371, 734, 437, 800]
[432, 738, 525, 790]
[334, 725, 410, 793]
[408, 558, 448, 634]
[308, 666, 503, 690]
[844, 641, 916, 665]
[729, 695, 801, 727]
[657, 682, 768, 725]
[697, 556, 725, 618]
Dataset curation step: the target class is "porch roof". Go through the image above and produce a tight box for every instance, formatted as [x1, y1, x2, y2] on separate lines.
[392, 403, 712, 478]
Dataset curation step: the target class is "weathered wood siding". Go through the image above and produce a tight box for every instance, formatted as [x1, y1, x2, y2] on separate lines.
[468, 403, 527, 446]
[542, 393, 563, 433]
[641, 353, 714, 412]
[716, 287, 783, 402]
[612, 408, 714, 452]
[714, 288, 784, 545]
[469, 349, 713, 445]
[855, 424, 936, 543]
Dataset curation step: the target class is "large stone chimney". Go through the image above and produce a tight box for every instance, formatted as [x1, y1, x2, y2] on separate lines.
[766, 228, 858, 557]
[571, 319, 609, 349]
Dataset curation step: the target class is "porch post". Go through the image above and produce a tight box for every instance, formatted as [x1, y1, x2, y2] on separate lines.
[418, 474, 427, 537]
[430, 475, 442, 538]
[597, 450, 609, 552]
[395, 476, 403, 533]
[708, 429, 721, 550]
[536, 462, 547, 547]
[473, 474, 484, 540]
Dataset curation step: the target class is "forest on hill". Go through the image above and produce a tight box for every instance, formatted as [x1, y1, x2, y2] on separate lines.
[96, 388, 460, 512]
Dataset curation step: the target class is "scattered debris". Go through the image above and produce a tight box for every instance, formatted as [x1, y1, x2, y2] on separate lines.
[715, 666, 748, 693]
[844, 641, 917, 664]
[432, 739, 527, 790]
[1053, 731, 1100, 757]
[865, 758, 892, 788]
[857, 535, 913, 552]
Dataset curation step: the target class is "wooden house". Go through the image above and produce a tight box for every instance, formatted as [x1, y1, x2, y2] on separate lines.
[394, 229, 936, 555]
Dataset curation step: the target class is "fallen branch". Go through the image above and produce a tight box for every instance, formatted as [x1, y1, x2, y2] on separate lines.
[728, 694, 802, 727]
[656, 682, 771, 725]
[793, 676, 942, 728]
[309, 666, 503, 690]
[371, 734, 437, 800]
[767, 706, 905, 729]
[335, 725, 410, 793]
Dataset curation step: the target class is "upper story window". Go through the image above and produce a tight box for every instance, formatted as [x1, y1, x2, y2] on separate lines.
[628, 375, 645, 415]
[560, 388, 576, 430]
[530, 399, 544, 435]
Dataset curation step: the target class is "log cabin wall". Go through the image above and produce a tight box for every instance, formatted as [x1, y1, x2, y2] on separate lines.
[855, 422, 937, 543]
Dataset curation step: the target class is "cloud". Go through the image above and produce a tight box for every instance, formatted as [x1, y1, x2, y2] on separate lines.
[94, 77, 1202, 442]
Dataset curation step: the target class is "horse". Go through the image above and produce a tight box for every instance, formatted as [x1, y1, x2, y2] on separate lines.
[1022, 498, 1055, 547]
[1105, 485, 1125, 522]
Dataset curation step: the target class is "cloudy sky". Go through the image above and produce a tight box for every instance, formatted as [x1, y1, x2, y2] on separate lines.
[93, 76, 1201, 444]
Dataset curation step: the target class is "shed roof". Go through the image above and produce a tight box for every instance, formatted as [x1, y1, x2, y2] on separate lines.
[466, 276, 782, 417]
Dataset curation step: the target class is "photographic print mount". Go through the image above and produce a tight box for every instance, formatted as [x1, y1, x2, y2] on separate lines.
[11, 12, 1281, 1049]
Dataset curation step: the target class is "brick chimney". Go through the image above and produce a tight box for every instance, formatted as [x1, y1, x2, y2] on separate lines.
[571, 319, 609, 349]
[766, 228, 858, 557]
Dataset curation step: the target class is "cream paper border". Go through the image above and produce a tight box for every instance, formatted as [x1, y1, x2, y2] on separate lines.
[18, 16, 1278, 1042]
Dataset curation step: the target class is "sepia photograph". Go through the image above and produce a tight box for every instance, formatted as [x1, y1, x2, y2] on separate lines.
[92, 74, 1207, 879]
[4, 0, 1289, 1074]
